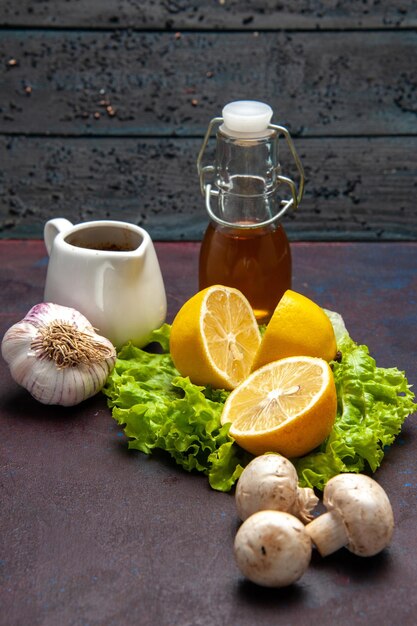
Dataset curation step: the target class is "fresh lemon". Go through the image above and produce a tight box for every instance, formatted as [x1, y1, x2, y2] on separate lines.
[170, 285, 261, 390]
[221, 355, 337, 457]
[252, 289, 337, 370]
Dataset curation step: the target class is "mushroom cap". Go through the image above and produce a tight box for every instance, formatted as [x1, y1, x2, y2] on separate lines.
[324, 473, 394, 556]
[235, 454, 299, 521]
[234, 510, 312, 587]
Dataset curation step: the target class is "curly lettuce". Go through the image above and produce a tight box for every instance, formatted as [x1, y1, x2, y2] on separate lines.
[104, 319, 415, 492]
[103, 325, 249, 491]
[294, 332, 415, 490]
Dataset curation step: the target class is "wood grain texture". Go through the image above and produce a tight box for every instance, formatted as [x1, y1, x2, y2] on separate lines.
[1, 136, 415, 240]
[1, 0, 417, 30]
[0, 4, 416, 241]
[1, 30, 416, 137]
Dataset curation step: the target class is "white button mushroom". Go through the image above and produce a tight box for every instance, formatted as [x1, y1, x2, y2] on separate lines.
[234, 510, 312, 587]
[305, 473, 394, 557]
[235, 453, 319, 523]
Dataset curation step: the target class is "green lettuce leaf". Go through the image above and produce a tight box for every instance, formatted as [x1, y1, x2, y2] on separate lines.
[104, 321, 415, 492]
[294, 332, 415, 490]
[103, 324, 249, 491]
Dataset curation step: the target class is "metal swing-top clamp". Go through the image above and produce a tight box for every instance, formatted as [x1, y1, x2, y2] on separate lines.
[197, 101, 305, 229]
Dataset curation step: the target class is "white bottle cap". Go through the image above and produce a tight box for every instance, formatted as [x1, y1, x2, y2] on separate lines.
[222, 100, 273, 134]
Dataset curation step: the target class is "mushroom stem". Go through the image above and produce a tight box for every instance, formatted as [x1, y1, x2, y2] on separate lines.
[293, 486, 319, 523]
[305, 473, 394, 557]
[305, 510, 348, 557]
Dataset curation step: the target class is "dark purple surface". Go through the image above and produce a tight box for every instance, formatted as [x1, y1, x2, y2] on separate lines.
[1, 241, 416, 626]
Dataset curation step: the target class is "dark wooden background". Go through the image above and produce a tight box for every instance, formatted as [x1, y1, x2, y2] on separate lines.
[1, 1, 416, 241]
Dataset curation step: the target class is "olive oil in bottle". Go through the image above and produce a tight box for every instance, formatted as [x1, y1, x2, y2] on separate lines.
[197, 100, 304, 323]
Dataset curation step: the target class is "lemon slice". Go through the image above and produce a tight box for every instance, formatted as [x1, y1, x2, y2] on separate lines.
[170, 285, 261, 390]
[252, 289, 337, 371]
[221, 356, 337, 457]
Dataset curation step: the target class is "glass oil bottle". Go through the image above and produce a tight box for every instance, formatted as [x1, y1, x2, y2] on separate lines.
[197, 100, 305, 324]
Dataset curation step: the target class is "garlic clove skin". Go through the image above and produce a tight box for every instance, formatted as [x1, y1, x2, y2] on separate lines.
[2, 303, 117, 407]
[22, 357, 109, 407]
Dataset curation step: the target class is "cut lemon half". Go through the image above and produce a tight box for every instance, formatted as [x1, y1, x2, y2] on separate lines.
[170, 285, 261, 390]
[252, 289, 337, 371]
[221, 356, 337, 457]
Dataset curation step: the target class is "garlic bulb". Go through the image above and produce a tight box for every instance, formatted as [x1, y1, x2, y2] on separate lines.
[1, 303, 117, 406]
